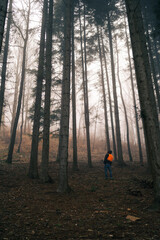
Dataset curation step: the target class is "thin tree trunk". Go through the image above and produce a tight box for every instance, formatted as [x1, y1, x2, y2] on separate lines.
[41, 0, 53, 183]
[125, 0, 160, 210]
[24, 81, 30, 134]
[6, 0, 30, 164]
[0, 0, 8, 54]
[0, 0, 12, 126]
[101, 28, 117, 161]
[78, 1, 92, 167]
[57, 0, 72, 193]
[17, 87, 25, 153]
[107, 13, 125, 165]
[11, 49, 21, 134]
[28, 0, 48, 178]
[97, 25, 110, 150]
[83, 4, 92, 167]
[71, 4, 78, 171]
[124, 14, 143, 165]
[115, 35, 133, 162]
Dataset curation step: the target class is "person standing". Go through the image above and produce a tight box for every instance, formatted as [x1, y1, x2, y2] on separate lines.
[104, 150, 114, 179]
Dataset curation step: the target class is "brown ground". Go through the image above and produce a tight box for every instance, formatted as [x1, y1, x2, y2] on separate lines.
[0, 157, 160, 240]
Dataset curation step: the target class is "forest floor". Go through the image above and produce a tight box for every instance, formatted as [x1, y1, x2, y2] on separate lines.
[0, 152, 160, 240]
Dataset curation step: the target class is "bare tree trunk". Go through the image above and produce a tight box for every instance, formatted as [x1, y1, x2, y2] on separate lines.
[17, 87, 25, 153]
[0, 0, 8, 54]
[11, 50, 21, 134]
[24, 81, 30, 134]
[97, 25, 110, 150]
[71, 4, 78, 171]
[0, 0, 12, 126]
[115, 35, 133, 162]
[41, 0, 53, 183]
[101, 28, 117, 161]
[6, 0, 30, 164]
[78, 1, 92, 167]
[125, 0, 160, 210]
[107, 13, 125, 166]
[83, 4, 92, 167]
[28, 0, 48, 178]
[124, 14, 144, 165]
[57, 0, 72, 193]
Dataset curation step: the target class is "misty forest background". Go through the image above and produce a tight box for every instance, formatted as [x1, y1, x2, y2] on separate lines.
[0, 0, 160, 207]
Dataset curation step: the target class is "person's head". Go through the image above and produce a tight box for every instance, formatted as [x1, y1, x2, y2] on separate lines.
[108, 150, 112, 154]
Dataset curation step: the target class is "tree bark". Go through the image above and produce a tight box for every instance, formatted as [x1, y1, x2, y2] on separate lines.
[83, 3, 92, 168]
[144, 10, 160, 113]
[101, 28, 117, 161]
[28, 0, 48, 178]
[124, 14, 143, 165]
[78, 1, 92, 167]
[115, 35, 133, 162]
[6, 0, 30, 164]
[71, 4, 78, 171]
[97, 25, 110, 150]
[107, 12, 125, 166]
[11, 49, 21, 134]
[57, 0, 72, 193]
[0, 0, 12, 126]
[41, 0, 53, 183]
[0, 0, 8, 54]
[125, 0, 160, 210]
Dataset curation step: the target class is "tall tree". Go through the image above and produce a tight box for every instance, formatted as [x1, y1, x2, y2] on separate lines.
[83, 3, 92, 167]
[107, 11, 125, 165]
[10, 47, 21, 134]
[115, 35, 133, 162]
[0, 0, 13, 126]
[28, 0, 48, 178]
[78, 1, 92, 167]
[41, 0, 53, 183]
[71, 3, 78, 171]
[0, 0, 8, 54]
[124, 14, 143, 165]
[57, 0, 72, 193]
[125, 0, 160, 210]
[101, 28, 117, 161]
[97, 25, 110, 150]
[6, 0, 31, 164]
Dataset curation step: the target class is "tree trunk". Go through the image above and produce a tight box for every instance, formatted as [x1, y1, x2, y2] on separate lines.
[78, 1, 92, 167]
[101, 28, 117, 161]
[0, 0, 12, 126]
[125, 0, 160, 210]
[144, 11, 160, 113]
[41, 0, 53, 183]
[71, 4, 78, 171]
[57, 0, 72, 193]
[24, 81, 30, 134]
[124, 14, 144, 165]
[6, 0, 30, 164]
[28, 0, 48, 178]
[17, 87, 25, 153]
[115, 35, 133, 162]
[97, 25, 110, 150]
[11, 49, 21, 134]
[83, 4, 92, 167]
[107, 13, 125, 166]
[0, 0, 8, 54]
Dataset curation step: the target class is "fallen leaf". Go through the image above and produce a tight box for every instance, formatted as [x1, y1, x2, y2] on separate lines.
[126, 215, 140, 222]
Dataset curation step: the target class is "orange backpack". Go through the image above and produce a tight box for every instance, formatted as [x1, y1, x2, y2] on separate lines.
[107, 154, 113, 162]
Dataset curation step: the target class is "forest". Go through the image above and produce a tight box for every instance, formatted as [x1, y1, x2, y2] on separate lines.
[0, 0, 160, 239]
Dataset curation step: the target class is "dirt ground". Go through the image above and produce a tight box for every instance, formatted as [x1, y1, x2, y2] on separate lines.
[0, 157, 160, 240]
